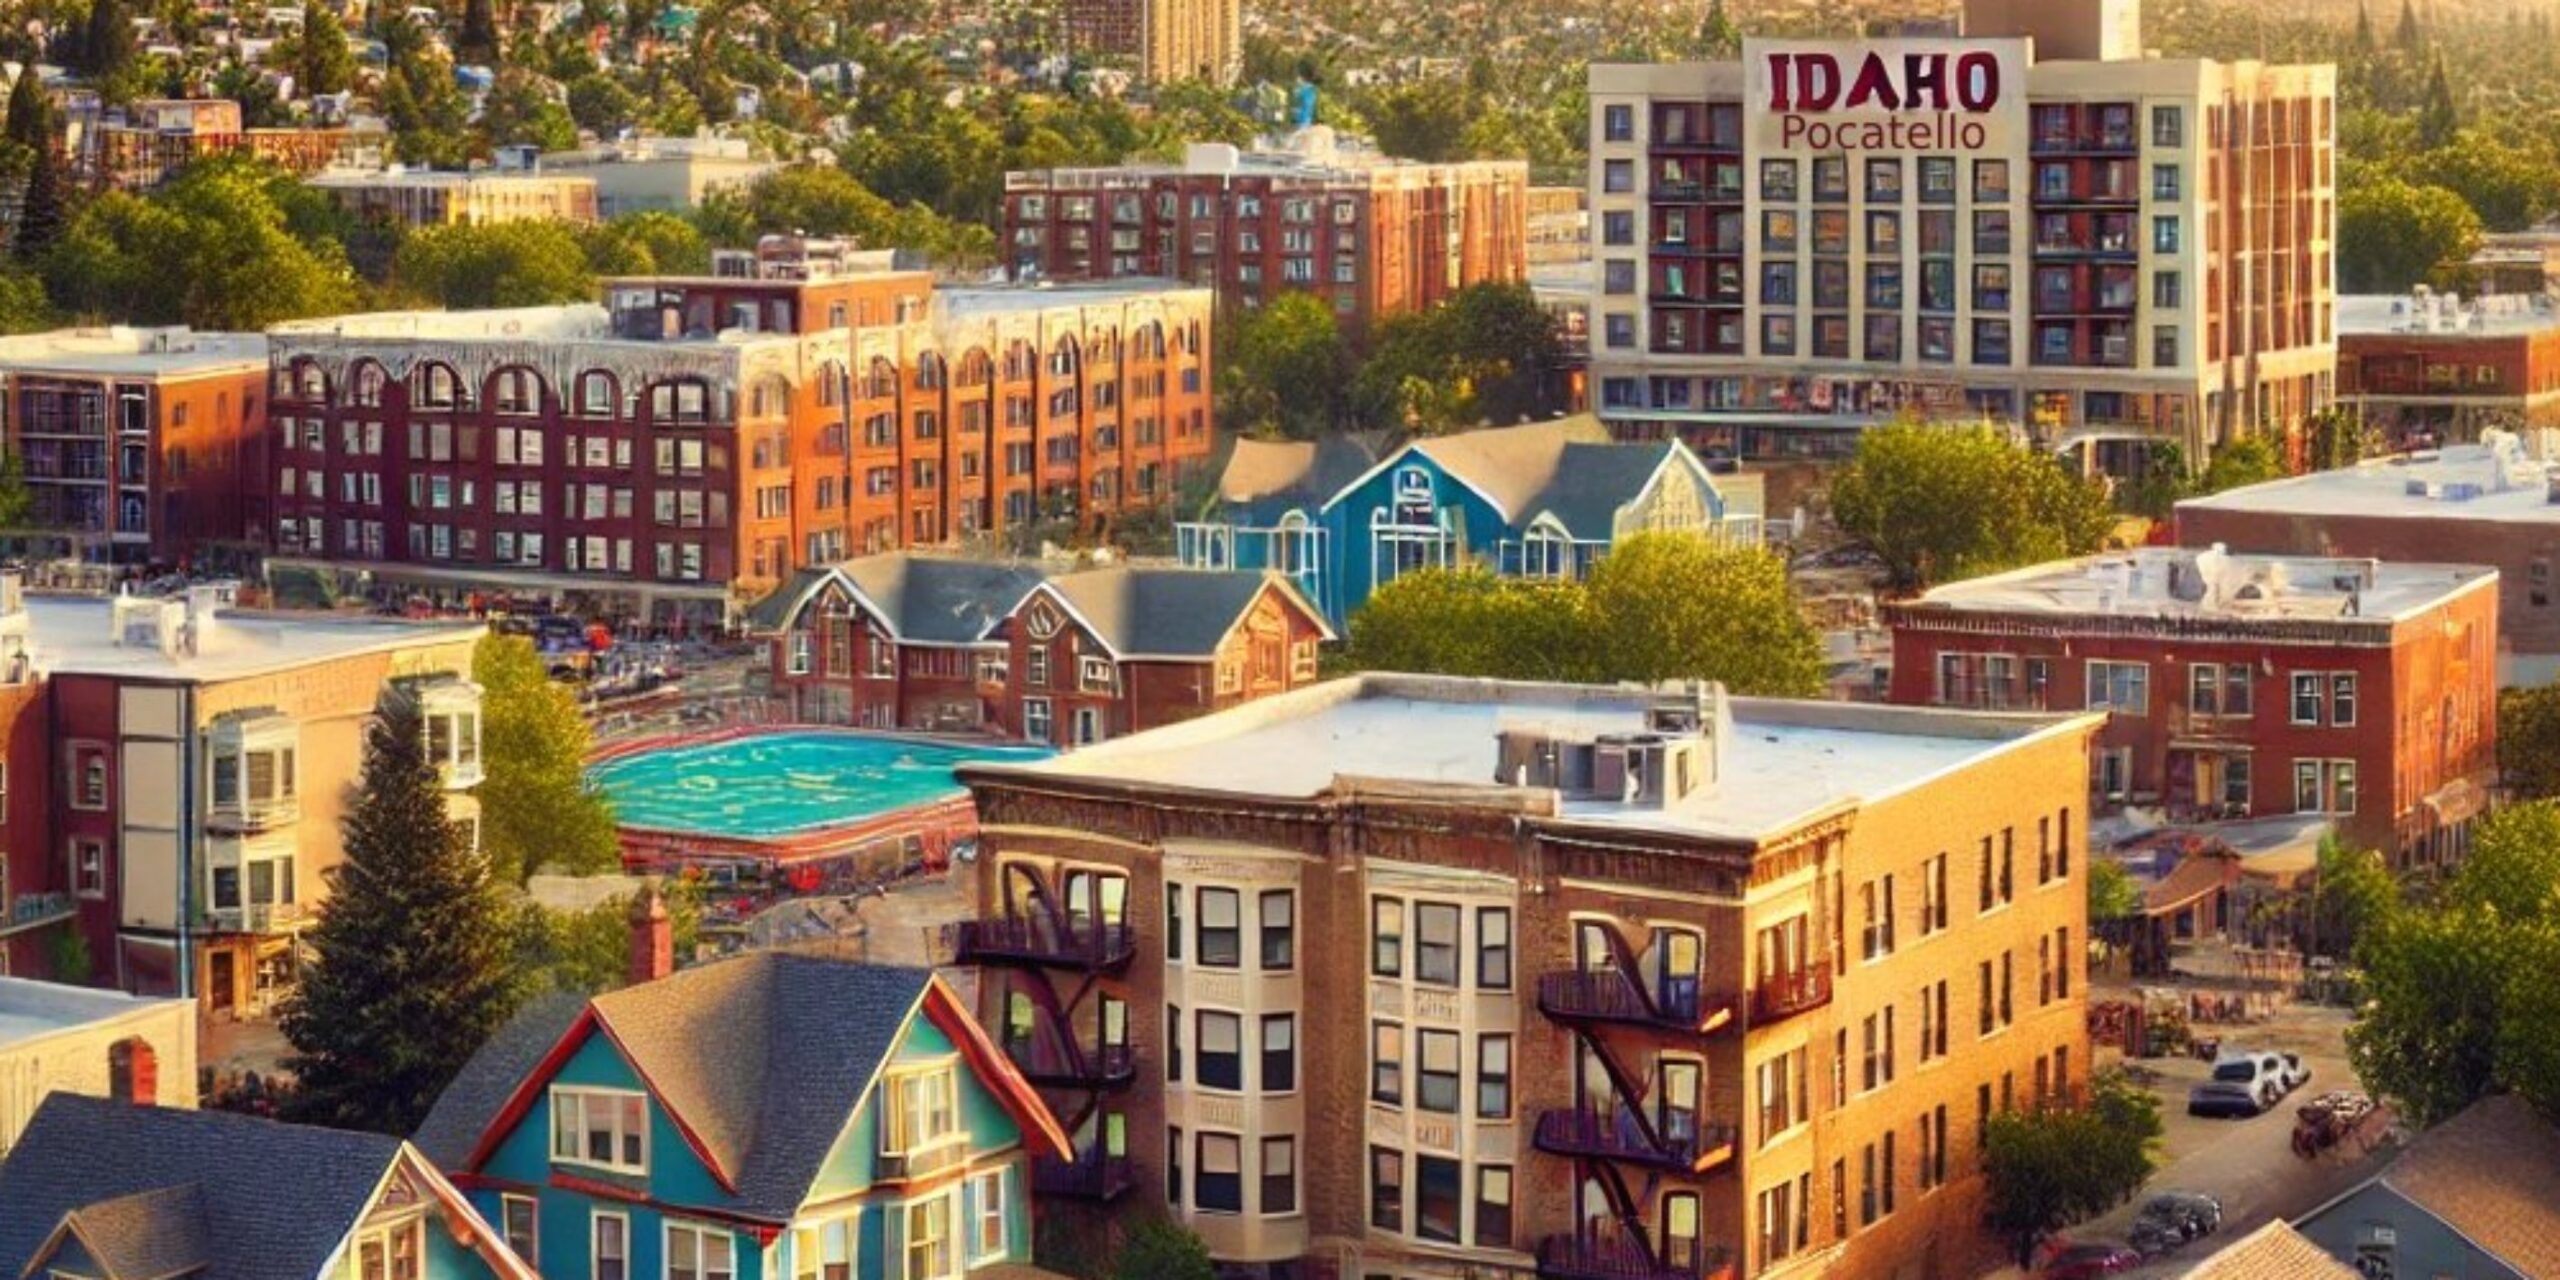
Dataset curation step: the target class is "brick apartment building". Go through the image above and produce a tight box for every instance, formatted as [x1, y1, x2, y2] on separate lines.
[955, 676, 2098, 1280]
[2177, 433, 2560, 688]
[1585, 0, 2335, 472]
[261, 238, 1217, 625]
[1003, 130, 1528, 337]
[2337, 292, 2560, 447]
[0, 327, 270, 568]
[0, 575, 482, 1019]
[63, 98, 385, 192]
[1885, 547, 2498, 866]
[750, 552, 1331, 745]
[1061, 0, 1240, 85]
[306, 169, 603, 228]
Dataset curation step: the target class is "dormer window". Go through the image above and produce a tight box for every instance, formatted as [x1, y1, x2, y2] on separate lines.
[880, 1062, 962, 1178]
[410, 677, 485, 790]
[550, 1086, 648, 1174]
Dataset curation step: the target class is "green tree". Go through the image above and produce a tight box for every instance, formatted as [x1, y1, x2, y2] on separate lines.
[2196, 435, 2286, 497]
[2309, 837, 2400, 961]
[292, 0, 357, 97]
[1980, 1073, 2163, 1265]
[1698, 0, 1739, 56]
[2417, 52, 2460, 150]
[0, 267, 45, 333]
[12, 136, 65, 262]
[2394, 0, 2421, 50]
[512, 883, 701, 995]
[280, 695, 520, 1136]
[2303, 408, 2374, 472]
[477, 69, 577, 152]
[566, 72, 641, 135]
[1828, 421, 2114, 593]
[78, 0, 138, 87]
[1583, 534, 1825, 696]
[1363, 78, 1475, 162]
[1344, 571, 1596, 682]
[2087, 857, 2141, 922]
[2499, 683, 2560, 801]
[1, 70, 45, 153]
[392, 220, 597, 309]
[581, 210, 710, 276]
[458, 0, 501, 64]
[2340, 177, 2482, 293]
[2408, 130, 2557, 233]
[1354, 282, 1566, 433]
[2354, 1, 2375, 54]
[41, 157, 359, 328]
[472, 634, 620, 884]
[1109, 1219, 1214, 1280]
[383, 61, 475, 168]
[1221, 292, 1347, 438]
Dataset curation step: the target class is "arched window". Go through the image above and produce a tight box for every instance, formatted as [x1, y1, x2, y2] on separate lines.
[293, 359, 327, 402]
[1004, 341, 1036, 382]
[913, 351, 946, 392]
[349, 360, 388, 408]
[489, 367, 545, 415]
[749, 374, 793, 418]
[1521, 516, 1571, 579]
[576, 371, 619, 417]
[957, 349, 993, 389]
[815, 361, 847, 407]
[412, 362, 463, 410]
[1048, 334, 1081, 377]
[109, 1037, 158, 1105]
[647, 378, 715, 425]
[865, 357, 898, 400]
[1133, 322, 1166, 361]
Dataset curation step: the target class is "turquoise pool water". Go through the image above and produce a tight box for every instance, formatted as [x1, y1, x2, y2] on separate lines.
[590, 732, 1053, 839]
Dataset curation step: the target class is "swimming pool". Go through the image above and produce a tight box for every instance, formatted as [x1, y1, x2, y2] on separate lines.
[589, 731, 1052, 840]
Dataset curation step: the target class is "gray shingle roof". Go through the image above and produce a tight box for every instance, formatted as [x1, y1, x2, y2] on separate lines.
[0, 1095, 402, 1280]
[844, 557, 1051, 645]
[1403, 416, 1614, 518]
[743, 566, 835, 633]
[1525, 441, 1680, 540]
[413, 988, 587, 1169]
[1217, 434, 1381, 522]
[421, 954, 939, 1222]
[56, 1183, 209, 1280]
[1036, 568, 1317, 656]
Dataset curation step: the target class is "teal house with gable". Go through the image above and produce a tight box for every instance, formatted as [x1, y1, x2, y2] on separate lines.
[417, 950, 1068, 1280]
[1176, 416, 1768, 628]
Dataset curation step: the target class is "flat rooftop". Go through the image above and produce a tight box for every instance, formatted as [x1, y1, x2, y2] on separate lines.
[1904, 547, 2494, 625]
[0, 327, 267, 377]
[2180, 439, 2560, 525]
[935, 278, 1211, 319]
[988, 674, 2094, 842]
[2340, 293, 2560, 339]
[22, 595, 481, 683]
[0, 977, 187, 1048]
[307, 169, 593, 189]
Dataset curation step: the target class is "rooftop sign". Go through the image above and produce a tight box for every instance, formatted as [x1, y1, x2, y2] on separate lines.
[1746, 38, 2029, 154]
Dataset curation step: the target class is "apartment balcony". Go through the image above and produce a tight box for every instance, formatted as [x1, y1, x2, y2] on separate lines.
[1538, 971, 1736, 1035]
[204, 796, 300, 834]
[1537, 1235, 1735, 1280]
[209, 901, 307, 935]
[1534, 1107, 1738, 1175]
[1649, 182, 1705, 202]
[1749, 967, 1832, 1024]
[953, 917, 1136, 973]
[1033, 1150, 1134, 1202]
[1007, 1038, 1136, 1090]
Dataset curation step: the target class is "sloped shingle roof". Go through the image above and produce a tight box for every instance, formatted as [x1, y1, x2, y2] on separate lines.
[1524, 441, 1679, 539]
[414, 988, 587, 1169]
[1040, 568, 1315, 656]
[2183, 1221, 2359, 1280]
[57, 1183, 210, 1280]
[1217, 434, 1379, 519]
[0, 1095, 400, 1280]
[2375, 1092, 2560, 1278]
[1405, 416, 1612, 518]
[843, 556, 1051, 645]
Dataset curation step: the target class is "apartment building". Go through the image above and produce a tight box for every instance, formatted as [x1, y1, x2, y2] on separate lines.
[261, 239, 1216, 626]
[526, 136, 781, 217]
[1885, 546, 2498, 866]
[0, 327, 269, 568]
[2177, 431, 2560, 688]
[66, 98, 385, 192]
[0, 576, 482, 1017]
[955, 676, 2097, 1280]
[1061, 0, 1240, 85]
[1004, 130, 1528, 337]
[307, 170, 603, 228]
[750, 552, 1332, 744]
[1585, 0, 2335, 472]
[2337, 291, 2560, 446]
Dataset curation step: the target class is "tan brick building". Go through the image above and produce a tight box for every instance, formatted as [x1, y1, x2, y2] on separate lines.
[957, 676, 2097, 1279]
[1061, 0, 1239, 85]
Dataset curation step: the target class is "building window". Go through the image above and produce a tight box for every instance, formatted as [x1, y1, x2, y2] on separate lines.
[2152, 105, 2183, 147]
[72, 839, 105, 898]
[1261, 1137, 1297, 1214]
[1861, 875, 1897, 960]
[2153, 164, 2181, 201]
[1196, 1133, 1242, 1213]
[1372, 898, 1403, 975]
[1198, 1011, 1242, 1090]
[1371, 1021, 1403, 1104]
[1261, 1014, 1296, 1092]
[1477, 1034, 1512, 1118]
[550, 1087, 647, 1173]
[2154, 325, 2180, 367]
[1416, 1155, 1462, 1243]
[2332, 673, 2359, 726]
[968, 1169, 1007, 1262]
[1604, 259, 1635, 294]
[500, 1196, 537, 1261]
[1167, 1126, 1183, 1207]
[1166, 883, 1183, 963]
[1476, 1166, 1513, 1248]
[903, 1196, 955, 1280]
[1166, 1004, 1181, 1082]
[2156, 271, 2183, 308]
[1603, 104, 1633, 142]
[1415, 902, 1460, 986]
[2085, 660, 2149, 714]
[1370, 1147, 1403, 1231]
[667, 1222, 737, 1280]
[592, 1212, 628, 1280]
[2153, 216, 2181, 253]
[1198, 888, 1240, 967]
[1602, 210, 1633, 245]
[1416, 1029, 1461, 1113]
[71, 745, 107, 809]
[1922, 853, 1949, 933]
[1254, 890, 1296, 969]
[2295, 760, 2359, 814]
[1603, 160, 1634, 193]
[1477, 908, 1512, 988]
[883, 1066, 959, 1162]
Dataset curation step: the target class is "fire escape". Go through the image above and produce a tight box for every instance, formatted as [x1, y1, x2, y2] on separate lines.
[955, 865, 1138, 1201]
[1533, 922, 1741, 1280]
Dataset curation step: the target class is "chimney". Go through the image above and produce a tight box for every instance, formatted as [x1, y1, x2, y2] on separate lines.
[627, 879, 673, 985]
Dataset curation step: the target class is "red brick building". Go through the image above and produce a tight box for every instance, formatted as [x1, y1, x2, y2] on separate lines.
[2337, 292, 2560, 447]
[66, 98, 386, 193]
[956, 677, 2098, 1280]
[750, 552, 1331, 746]
[0, 328, 271, 569]
[1885, 547, 2498, 866]
[1003, 131, 1529, 337]
[261, 239, 1218, 626]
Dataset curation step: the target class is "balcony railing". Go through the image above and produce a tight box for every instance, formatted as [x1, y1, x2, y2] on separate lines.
[1538, 971, 1736, 1035]
[1033, 1150, 1134, 1201]
[1006, 1038, 1137, 1089]
[205, 796, 300, 833]
[211, 901, 306, 934]
[1534, 1107, 1739, 1174]
[1750, 967, 1833, 1024]
[953, 917, 1136, 972]
[1537, 1234, 1735, 1280]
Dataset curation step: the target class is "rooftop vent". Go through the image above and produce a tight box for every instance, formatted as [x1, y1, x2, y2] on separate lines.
[1494, 683, 1729, 810]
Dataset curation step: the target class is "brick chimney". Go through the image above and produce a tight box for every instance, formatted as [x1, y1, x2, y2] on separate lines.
[627, 879, 673, 986]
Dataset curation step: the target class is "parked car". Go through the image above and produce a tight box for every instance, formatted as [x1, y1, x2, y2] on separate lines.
[2134, 1190, 2224, 1246]
[2044, 1241, 2143, 1278]
[2277, 1051, 2312, 1094]
[2188, 1053, 2284, 1117]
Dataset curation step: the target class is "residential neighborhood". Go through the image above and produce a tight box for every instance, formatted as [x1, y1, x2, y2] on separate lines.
[4, 0, 2560, 1278]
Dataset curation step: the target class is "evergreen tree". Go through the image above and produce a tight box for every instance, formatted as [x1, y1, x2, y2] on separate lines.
[79, 0, 138, 84]
[459, 0, 501, 64]
[280, 695, 519, 1136]
[15, 138, 66, 262]
[2394, 0, 2421, 50]
[295, 0, 357, 98]
[3, 69, 48, 152]
[1699, 0, 1739, 58]
[2419, 51, 2460, 149]
[2354, 1, 2376, 54]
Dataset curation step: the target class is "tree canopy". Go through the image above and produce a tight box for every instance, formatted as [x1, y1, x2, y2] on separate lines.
[1827, 421, 2115, 593]
[2498, 684, 2560, 802]
[2339, 176, 2483, 292]
[1354, 283, 1568, 434]
[1220, 292, 1349, 439]
[472, 634, 621, 884]
[1343, 534, 1825, 696]
[1980, 1072, 2164, 1265]
[40, 157, 359, 330]
[392, 220, 598, 309]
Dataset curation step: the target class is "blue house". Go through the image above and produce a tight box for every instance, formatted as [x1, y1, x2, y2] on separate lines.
[417, 953, 1069, 1280]
[1176, 417, 1767, 628]
[0, 1093, 538, 1280]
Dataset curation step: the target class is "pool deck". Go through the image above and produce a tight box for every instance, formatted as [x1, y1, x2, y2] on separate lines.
[593, 724, 1021, 873]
